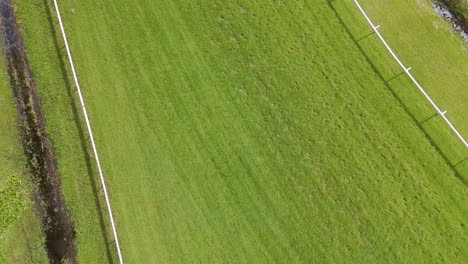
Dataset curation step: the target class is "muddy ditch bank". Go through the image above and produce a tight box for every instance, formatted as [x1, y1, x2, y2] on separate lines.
[433, 0, 468, 42]
[0, 0, 77, 263]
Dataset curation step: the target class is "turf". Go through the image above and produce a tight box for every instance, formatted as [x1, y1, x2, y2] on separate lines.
[12, 0, 118, 262]
[338, 0, 468, 168]
[12, 0, 468, 263]
[0, 35, 47, 263]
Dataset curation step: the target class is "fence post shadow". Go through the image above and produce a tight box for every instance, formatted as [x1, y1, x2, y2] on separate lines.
[454, 158, 468, 167]
[357, 31, 375, 41]
[419, 113, 438, 125]
[326, 0, 467, 186]
[43, 0, 115, 263]
[385, 71, 405, 83]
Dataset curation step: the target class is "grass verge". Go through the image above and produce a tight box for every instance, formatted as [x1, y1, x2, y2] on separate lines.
[335, 0, 468, 180]
[438, 0, 468, 30]
[0, 33, 47, 264]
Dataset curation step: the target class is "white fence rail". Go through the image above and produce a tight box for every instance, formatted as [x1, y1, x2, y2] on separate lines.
[353, 0, 468, 149]
[52, 1, 124, 263]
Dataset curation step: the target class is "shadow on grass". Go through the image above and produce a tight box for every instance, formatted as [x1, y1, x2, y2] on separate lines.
[326, 0, 467, 186]
[385, 71, 405, 83]
[420, 113, 438, 125]
[454, 157, 468, 167]
[357, 31, 375, 41]
[42, 0, 115, 262]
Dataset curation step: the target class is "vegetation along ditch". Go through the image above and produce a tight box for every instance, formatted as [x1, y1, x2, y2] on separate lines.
[0, 0, 77, 263]
[433, 0, 468, 42]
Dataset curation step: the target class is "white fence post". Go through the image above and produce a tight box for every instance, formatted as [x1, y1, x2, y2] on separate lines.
[51, 1, 124, 263]
[353, 0, 468, 149]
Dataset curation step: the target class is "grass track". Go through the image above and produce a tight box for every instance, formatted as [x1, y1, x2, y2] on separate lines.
[337, 0, 468, 174]
[13, 0, 468, 263]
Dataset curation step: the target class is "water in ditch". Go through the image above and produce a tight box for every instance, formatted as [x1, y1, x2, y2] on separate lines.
[432, 1, 468, 42]
[0, 0, 77, 263]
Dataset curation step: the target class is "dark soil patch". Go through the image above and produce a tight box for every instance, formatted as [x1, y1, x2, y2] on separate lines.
[0, 0, 77, 263]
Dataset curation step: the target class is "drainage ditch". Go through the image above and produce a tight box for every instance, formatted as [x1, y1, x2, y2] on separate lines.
[432, 0, 468, 42]
[0, 0, 77, 263]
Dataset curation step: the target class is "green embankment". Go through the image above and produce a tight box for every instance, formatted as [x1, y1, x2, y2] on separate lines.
[440, 0, 468, 29]
[13, 0, 468, 263]
[13, 0, 117, 262]
[0, 36, 47, 263]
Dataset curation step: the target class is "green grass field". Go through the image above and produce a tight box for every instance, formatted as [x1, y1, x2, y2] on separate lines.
[4, 0, 467, 263]
[0, 38, 47, 263]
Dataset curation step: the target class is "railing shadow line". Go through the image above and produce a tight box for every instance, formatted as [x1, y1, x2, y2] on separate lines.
[42, 0, 115, 262]
[326, 0, 467, 186]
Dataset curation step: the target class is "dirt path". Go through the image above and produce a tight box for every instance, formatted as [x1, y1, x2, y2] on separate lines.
[0, 0, 77, 263]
